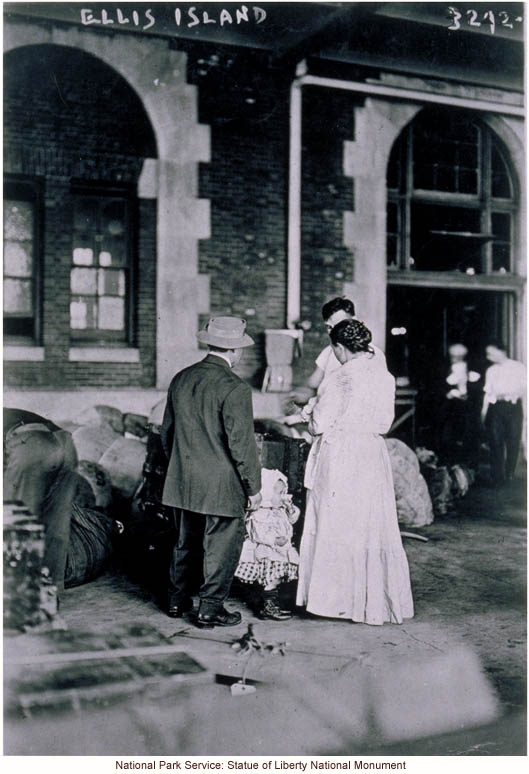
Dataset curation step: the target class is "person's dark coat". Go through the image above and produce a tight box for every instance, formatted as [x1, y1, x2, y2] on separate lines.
[160, 354, 261, 519]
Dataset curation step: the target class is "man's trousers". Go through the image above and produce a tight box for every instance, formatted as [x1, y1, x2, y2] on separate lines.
[169, 509, 245, 615]
[486, 400, 523, 484]
[4, 424, 78, 593]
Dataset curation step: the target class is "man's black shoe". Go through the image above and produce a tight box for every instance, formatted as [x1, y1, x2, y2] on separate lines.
[196, 608, 242, 628]
[167, 598, 194, 618]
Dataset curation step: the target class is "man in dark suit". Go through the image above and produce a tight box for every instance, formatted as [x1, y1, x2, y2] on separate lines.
[160, 316, 262, 627]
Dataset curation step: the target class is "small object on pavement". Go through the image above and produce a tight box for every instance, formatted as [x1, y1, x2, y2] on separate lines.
[230, 624, 288, 697]
[230, 681, 256, 697]
[400, 531, 429, 543]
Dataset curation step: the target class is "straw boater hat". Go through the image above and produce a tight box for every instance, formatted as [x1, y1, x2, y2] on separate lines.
[197, 316, 254, 349]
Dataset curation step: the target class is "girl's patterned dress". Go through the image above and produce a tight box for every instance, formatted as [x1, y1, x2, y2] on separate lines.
[235, 469, 299, 587]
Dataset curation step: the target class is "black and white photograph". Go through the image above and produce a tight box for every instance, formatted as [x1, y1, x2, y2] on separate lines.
[2, 0, 526, 763]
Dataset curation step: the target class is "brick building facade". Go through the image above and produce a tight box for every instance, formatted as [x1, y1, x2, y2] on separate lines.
[4, 45, 157, 389]
[3, 3, 525, 423]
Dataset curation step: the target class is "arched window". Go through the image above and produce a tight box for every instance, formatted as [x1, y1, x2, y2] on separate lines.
[387, 109, 516, 275]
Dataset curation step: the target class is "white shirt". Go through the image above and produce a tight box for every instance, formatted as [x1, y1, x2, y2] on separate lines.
[484, 358, 526, 404]
[446, 361, 480, 399]
[315, 343, 387, 376]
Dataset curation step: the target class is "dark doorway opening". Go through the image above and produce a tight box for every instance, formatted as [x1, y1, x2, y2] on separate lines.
[386, 286, 513, 447]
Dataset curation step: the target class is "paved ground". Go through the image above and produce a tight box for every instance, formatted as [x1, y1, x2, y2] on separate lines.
[4, 474, 526, 757]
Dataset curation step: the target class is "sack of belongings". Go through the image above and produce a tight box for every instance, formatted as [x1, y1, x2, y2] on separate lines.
[415, 447, 474, 517]
[70, 406, 149, 503]
[385, 438, 434, 528]
[99, 437, 147, 500]
[123, 412, 149, 439]
[75, 404, 125, 434]
[76, 460, 113, 509]
[72, 425, 122, 465]
[64, 504, 119, 588]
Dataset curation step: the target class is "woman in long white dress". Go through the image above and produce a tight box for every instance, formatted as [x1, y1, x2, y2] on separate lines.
[296, 319, 414, 625]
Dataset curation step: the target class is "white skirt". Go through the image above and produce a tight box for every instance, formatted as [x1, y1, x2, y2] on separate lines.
[296, 431, 414, 625]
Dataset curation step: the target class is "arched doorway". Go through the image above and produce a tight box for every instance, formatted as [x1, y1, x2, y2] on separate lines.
[385, 107, 522, 445]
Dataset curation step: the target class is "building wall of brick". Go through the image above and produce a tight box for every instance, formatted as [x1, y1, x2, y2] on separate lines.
[4, 44, 157, 389]
[189, 52, 358, 386]
[5, 41, 362, 391]
[297, 86, 358, 383]
[190, 50, 290, 385]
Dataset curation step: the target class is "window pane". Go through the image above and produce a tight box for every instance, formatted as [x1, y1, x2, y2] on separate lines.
[4, 278, 32, 314]
[491, 213, 511, 272]
[434, 141, 451, 165]
[413, 163, 434, 190]
[410, 202, 482, 272]
[457, 142, 478, 168]
[102, 199, 126, 235]
[458, 170, 478, 195]
[4, 200, 33, 240]
[387, 201, 399, 233]
[98, 269, 125, 297]
[100, 200, 127, 265]
[71, 268, 97, 295]
[4, 241, 33, 277]
[4, 317, 34, 338]
[456, 120, 479, 144]
[492, 243, 511, 272]
[70, 192, 131, 339]
[436, 166, 455, 192]
[390, 113, 515, 278]
[412, 113, 479, 194]
[491, 212, 511, 241]
[70, 297, 97, 329]
[387, 139, 403, 190]
[74, 198, 98, 231]
[387, 235, 398, 267]
[98, 239, 126, 266]
[73, 246, 94, 266]
[98, 296, 125, 330]
[491, 144, 512, 198]
[4, 189, 36, 341]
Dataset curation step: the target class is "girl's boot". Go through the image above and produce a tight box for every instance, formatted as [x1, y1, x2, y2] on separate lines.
[257, 588, 292, 620]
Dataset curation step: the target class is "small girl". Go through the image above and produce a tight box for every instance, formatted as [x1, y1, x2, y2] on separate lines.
[235, 468, 300, 620]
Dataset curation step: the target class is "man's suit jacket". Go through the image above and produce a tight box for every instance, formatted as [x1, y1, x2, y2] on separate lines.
[160, 354, 262, 518]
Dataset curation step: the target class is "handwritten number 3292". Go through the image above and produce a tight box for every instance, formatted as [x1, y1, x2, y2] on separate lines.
[448, 8, 522, 33]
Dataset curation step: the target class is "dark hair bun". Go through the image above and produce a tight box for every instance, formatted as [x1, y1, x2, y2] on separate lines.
[330, 319, 373, 353]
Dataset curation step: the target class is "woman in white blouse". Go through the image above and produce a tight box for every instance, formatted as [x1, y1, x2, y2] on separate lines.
[296, 319, 414, 625]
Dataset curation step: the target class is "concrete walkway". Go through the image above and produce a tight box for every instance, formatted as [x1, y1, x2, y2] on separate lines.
[4, 476, 526, 757]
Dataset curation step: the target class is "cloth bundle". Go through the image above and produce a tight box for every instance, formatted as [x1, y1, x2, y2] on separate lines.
[64, 504, 118, 588]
